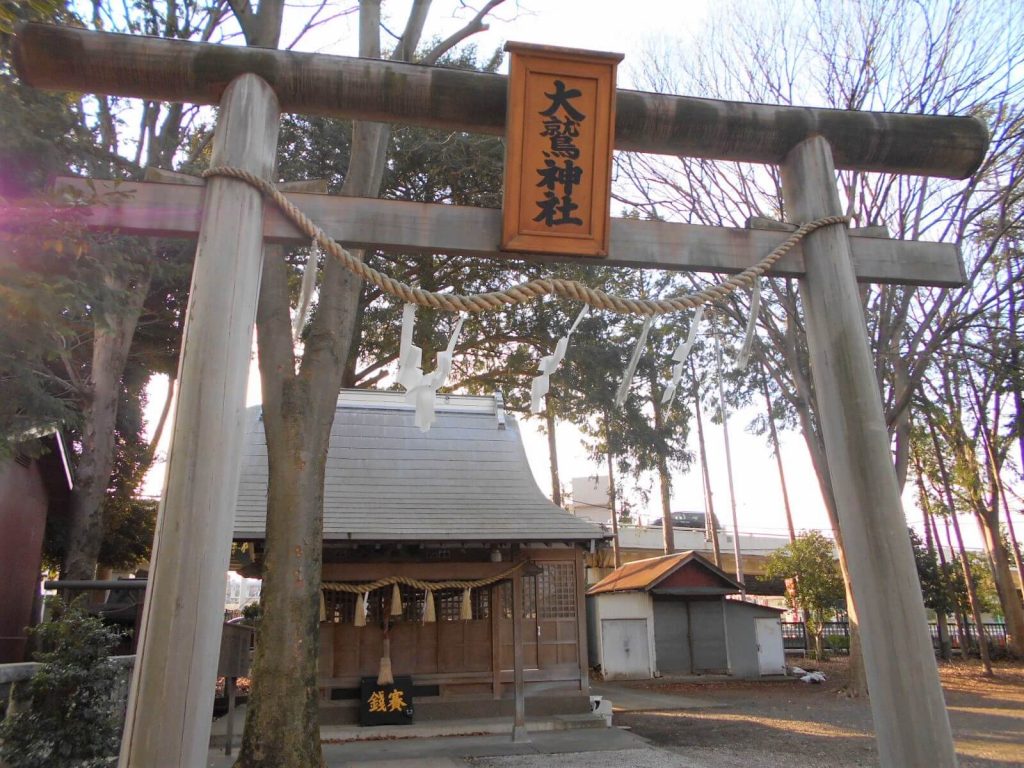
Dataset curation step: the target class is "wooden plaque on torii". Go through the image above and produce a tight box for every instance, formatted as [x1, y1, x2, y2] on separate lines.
[501, 43, 622, 258]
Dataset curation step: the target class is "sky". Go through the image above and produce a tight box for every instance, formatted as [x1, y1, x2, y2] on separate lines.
[284, 0, 713, 79]
[142, 0, 1015, 553]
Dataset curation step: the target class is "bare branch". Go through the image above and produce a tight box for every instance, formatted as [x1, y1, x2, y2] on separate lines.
[420, 0, 505, 66]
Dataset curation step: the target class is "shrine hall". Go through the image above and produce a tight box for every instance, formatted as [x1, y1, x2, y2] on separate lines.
[231, 389, 607, 722]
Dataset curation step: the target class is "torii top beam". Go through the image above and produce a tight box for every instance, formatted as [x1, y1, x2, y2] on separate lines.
[13, 23, 988, 180]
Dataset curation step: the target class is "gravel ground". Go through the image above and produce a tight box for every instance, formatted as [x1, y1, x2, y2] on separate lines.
[610, 657, 1024, 768]
[470, 658, 1024, 768]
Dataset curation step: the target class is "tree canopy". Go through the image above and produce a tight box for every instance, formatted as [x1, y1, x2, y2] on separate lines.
[764, 531, 844, 658]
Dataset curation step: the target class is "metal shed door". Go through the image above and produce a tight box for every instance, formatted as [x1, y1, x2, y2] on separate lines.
[652, 598, 691, 674]
[600, 619, 650, 679]
[755, 617, 786, 675]
[688, 599, 728, 673]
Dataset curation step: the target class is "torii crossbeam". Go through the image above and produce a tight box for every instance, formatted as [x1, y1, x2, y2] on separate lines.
[50, 176, 967, 286]
[13, 22, 986, 768]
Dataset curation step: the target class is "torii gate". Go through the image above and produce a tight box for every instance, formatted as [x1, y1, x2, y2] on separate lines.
[14, 22, 986, 768]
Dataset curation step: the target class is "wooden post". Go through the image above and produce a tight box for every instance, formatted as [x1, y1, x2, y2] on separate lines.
[574, 551, 590, 693]
[490, 583, 502, 700]
[511, 568, 529, 743]
[780, 136, 957, 767]
[118, 73, 280, 768]
[224, 676, 236, 756]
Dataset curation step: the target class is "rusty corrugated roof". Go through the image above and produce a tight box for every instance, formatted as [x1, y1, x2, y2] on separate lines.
[586, 550, 742, 595]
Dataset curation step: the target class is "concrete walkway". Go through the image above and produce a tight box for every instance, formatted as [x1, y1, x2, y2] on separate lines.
[206, 683, 728, 767]
[206, 726, 657, 767]
[208, 703, 606, 748]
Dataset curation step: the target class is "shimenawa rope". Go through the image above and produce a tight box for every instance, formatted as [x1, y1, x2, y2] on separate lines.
[321, 561, 525, 594]
[201, 166, 847, 316]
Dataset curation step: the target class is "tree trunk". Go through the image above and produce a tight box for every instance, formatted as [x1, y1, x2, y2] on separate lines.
[951, 509, 994, 674]
[234, 247, 331, 768]
[235, 5, 432, 764]
[975, 501, 1024, 657]
[836, 541, 868, 695]
[141, 375, 175, 472]
[62, 262, 153, 579]
[690, 360, 721, 566]
[759, 360, 795, 542]
[981, 394, 1024, 600]
[940, 515, 972, 659]
[891, 357, 912, 492]
[1010, 296, 1024, 518]
[544, 396, 562, 508]
[605, 421, 621, 569]
[935, 609, 951, 662]
[970, 380, 1024, 656]
[919, 474, 952, 661]
[1000, 486, 1024, 597]
[651, 372, 674, 554]
[929, 419, 993, 674]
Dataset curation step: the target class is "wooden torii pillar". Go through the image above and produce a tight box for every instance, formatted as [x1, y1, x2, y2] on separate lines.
[13, 23, 987, 768]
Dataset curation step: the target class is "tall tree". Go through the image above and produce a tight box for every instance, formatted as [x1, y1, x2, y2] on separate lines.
[229, 3, 509, 766]
[919, 347, 1024, 656]
[764, 531, 845, 660]
[2, 0, 230, 579]
[557, 284, 693, 541]
[915, 411, 997, 671]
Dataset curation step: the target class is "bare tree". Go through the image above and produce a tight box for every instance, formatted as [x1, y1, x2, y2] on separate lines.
[619, 0, 1024, 678]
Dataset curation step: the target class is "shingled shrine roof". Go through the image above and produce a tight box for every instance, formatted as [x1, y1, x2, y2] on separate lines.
[233, 389, 607, 544]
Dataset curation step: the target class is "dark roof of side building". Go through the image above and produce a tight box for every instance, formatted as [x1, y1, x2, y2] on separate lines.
[234, 390, 608, 545]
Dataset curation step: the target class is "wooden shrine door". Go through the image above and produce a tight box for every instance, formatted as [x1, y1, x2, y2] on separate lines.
[499, 555, 582, 686]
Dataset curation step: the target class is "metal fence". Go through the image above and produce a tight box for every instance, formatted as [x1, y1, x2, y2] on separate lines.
[780, 620, 1008, 655]
[780, 621, 851, 655]
[928, 621, 1008, 651]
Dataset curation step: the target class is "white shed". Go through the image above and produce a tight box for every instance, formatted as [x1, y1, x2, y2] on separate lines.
[586, 551, 785, 680]
[586, 590, 656, 679]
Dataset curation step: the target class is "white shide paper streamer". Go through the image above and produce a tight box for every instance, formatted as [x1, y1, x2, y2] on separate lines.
[735, 280, 761, 371]
[396, 303, 464, 432]
[530, 306, 590, 414]
[292, 241, 321, 343]
[661, 306, 705, 407]
[614, 316, 654, 407]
